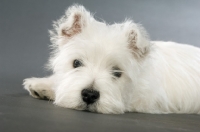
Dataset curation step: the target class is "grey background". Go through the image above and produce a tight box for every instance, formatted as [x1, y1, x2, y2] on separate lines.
[0, 0, 200, 132]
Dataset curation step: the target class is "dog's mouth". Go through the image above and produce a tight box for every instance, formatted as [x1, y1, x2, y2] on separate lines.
[80, 103, 98, 113]
[72, 101, 98, 112]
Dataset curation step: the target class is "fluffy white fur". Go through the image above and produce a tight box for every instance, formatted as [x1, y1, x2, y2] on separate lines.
[23, 5, 200, 114]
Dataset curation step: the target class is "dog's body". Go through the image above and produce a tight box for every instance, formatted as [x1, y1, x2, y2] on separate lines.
[23, 5, 200, 114]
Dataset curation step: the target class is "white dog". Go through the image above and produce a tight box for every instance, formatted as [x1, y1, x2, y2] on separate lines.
[23, 5, 200, 114]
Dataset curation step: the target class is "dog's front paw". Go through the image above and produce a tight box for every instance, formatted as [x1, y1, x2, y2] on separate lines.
[23, 78, 54, 100]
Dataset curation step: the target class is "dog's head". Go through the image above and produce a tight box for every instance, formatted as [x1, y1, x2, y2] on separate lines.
[49, 5, 150, 114]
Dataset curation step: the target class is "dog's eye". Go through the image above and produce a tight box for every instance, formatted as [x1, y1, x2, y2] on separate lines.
[73, 59, 82, 68]
[112, 67, 122, 78]
[113, 72, 122, 78]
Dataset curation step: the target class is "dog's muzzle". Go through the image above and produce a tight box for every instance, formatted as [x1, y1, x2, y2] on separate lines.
[81, 89, 100, 105]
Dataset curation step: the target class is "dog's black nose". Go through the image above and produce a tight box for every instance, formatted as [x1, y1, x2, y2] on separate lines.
[81, 89, 100, 104]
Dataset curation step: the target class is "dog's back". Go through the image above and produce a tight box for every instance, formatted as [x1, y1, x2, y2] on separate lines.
[151, 41, 200, 114]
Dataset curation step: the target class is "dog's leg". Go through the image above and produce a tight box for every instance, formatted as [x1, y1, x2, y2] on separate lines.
[23, 76, 55, 100]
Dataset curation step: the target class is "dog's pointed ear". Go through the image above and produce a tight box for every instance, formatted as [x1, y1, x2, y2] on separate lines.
[123, 21, 150, 58]
[50, 5, 92, 46]
[60, 5, 89, 38]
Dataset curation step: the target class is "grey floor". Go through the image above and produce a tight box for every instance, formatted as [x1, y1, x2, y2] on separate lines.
[1, 0, 200, 132]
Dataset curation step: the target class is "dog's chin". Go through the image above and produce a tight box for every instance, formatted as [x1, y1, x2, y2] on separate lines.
[54, 99, 97, 112]
[55, 100, 117, 114]
[87, 103, 125, 114]
[75, 103, 118, 114]
[72, 102, 99, 113]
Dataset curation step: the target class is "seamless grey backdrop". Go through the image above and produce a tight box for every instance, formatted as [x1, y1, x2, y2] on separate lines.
[1, 0, 200, 132]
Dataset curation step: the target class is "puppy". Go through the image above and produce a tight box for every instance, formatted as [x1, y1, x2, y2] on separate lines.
[23, 5, 200, 114]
